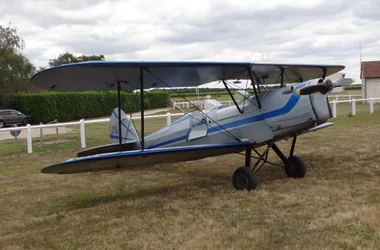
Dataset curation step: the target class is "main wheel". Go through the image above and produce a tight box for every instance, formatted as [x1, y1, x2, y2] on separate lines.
[285, 155, 306, 178]
[232, 166, 258, 191]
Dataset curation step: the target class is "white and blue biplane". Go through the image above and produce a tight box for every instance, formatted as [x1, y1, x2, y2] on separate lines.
[30, 61, 354, 191]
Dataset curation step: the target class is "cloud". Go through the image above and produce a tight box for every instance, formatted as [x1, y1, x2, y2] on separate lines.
[351, 0, 380, 21]
[1, 0, 379, 83]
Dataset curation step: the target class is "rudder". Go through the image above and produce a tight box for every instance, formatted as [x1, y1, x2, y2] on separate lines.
[109, 108, 141, 149]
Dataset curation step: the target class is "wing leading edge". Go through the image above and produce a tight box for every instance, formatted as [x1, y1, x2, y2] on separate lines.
[41, 141, 252, 174]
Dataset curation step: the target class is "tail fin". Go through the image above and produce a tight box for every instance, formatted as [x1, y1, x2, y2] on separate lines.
[109, 108, 141, 149]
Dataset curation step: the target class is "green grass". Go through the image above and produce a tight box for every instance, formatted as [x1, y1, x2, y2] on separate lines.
[1, 105, 380, 249]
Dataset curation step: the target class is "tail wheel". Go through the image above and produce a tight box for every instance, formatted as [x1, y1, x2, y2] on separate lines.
[285, 155, 306, 178]
[232, 166, 258, 191]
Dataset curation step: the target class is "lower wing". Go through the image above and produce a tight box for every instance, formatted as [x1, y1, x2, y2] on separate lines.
[41, 141, 252, 174]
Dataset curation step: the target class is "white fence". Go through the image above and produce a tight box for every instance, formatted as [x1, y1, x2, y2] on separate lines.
[173, 95, 362, 109]
[0, 112, 185, 154]
[1, 97, 379, 154]
[330, 97, 380, 118]
[328, 94, 361, 102]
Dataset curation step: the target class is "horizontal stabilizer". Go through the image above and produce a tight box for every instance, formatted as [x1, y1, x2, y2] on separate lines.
[77, 141, 136, 157]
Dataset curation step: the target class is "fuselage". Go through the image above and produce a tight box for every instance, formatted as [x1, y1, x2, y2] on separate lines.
[144, 79, 332, 149]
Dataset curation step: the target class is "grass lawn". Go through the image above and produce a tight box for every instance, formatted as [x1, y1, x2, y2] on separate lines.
[1, 107, 380, 249]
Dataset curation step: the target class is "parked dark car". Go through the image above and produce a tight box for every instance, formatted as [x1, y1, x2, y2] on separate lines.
[0, 109, 31, 128]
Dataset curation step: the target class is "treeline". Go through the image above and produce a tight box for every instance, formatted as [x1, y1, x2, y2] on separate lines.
[0, 91, 170, 123]
[0, 23, 106, 94]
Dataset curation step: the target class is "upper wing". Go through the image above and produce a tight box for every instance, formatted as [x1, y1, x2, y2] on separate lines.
[29, 61, 345, 92]
[30, 61, 252, 92]
[251, 63, 345, 84]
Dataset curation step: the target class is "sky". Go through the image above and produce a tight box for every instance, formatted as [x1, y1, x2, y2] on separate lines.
[1, 0, 379, 85]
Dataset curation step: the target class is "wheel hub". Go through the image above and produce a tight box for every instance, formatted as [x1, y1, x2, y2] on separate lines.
[237, 174, 248, 187]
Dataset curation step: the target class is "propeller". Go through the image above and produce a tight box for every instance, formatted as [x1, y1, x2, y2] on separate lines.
[295, 78, 355, 95]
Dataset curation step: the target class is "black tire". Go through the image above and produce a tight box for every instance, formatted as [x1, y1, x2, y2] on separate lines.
[285, 155, 306, 178]
[232, 166, 258, 191]
[0, 120, 4, 128]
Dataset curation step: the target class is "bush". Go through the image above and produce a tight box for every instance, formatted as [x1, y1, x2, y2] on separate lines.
[345, 85, 362, 90]
[0, 91, 170, 123]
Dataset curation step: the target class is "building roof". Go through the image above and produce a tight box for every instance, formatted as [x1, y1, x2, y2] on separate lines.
[361, 60, 380, 78]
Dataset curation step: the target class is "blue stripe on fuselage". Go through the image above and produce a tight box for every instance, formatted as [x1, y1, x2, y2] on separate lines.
[148, 82, 308, 148]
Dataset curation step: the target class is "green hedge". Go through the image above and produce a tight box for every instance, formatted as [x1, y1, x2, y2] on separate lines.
[0, 91, 170, 123]
[345, 85, 362, 90]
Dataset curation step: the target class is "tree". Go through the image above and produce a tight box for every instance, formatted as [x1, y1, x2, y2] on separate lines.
[0, 23, 35, 93]
[48, 52, 105, 67]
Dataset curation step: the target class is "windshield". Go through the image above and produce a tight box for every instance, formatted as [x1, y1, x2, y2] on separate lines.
[233, 89, 252, 104]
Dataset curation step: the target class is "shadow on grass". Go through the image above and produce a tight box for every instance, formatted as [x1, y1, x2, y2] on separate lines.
[51, 151, 356, 213]
[51, 161, 292, 213]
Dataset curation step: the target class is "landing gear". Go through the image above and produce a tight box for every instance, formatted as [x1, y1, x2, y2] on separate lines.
[232, 167, 258, 191]
[286, 156, 306, 178]
[232, 135, 306, 191]
[232, 148, 258, 191]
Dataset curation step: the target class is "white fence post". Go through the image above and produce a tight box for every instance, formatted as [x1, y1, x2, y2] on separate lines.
[80, 119, 86, 148]
[335, 96, 338, 102]
[166, 112, 171, 125]
[370, 98, 374, 113]
[39, 122, 43, 146]
[352, 99, 356, 116]
[349, 95, 352, 103]
[172, 101, 176, 109]
[27, 124, 32, 154]
[332, 100, 337, 118]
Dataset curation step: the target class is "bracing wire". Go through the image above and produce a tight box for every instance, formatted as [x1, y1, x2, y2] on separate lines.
[143, 67, 242, 142]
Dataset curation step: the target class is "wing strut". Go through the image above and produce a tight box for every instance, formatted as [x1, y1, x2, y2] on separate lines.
[140, 67, 145, 150]
[117, 81, 122, 146]
[222, 80, 243, 114]
[280, 67, 285, 87]
[248, 69, 262, 109]
[321, 67, 327, 80]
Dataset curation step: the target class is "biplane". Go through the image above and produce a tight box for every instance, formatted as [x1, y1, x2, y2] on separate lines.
[30, 61, 354, 191]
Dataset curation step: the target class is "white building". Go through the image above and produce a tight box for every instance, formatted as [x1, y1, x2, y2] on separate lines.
[361, 60, 380, 102]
